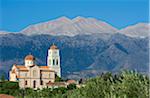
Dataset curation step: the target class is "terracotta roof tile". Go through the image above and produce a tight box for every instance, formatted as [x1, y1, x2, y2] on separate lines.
[19, 69, 29, 71]
[47, 82, 66, 86]
[39, 66, 50, 70]
[15, 65, 26, 68]
[67, 80, 76, 84]
[39, 66, 49, 69]
[15, 65, 28, 71]
[16, 75, 26, 78]
[25, 55, 35, 60]
[0, 94, 15, 98]
[39, 66, 54, 72]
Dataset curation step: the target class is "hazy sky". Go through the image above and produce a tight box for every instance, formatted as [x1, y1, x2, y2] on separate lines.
[0, 0, 149, 32]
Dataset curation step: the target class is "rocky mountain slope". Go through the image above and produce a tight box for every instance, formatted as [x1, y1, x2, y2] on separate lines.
[0, 16, 149, 79]
[1, 17, 149, 38]
[21, 16, 118, 36]
[120, 23, 149, 38]
[0, 33, 148, 79]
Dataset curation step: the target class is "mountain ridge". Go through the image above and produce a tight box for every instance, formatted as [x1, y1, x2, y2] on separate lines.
[0, 33, 148, 79]
[120, 23, 149, 38]
[21, 16, 118, 36]
[0, 16, 149, 79]
[0, 16, 149, 37]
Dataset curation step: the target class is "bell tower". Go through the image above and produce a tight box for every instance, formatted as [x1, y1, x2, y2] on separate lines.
[47, 44, 61, 77]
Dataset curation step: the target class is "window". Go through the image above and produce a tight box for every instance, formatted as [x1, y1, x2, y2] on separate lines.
[40, 80, 43, 85]
[20, 72, 27, 77]
[33, 70, 36, 77]
[49, 74, 51, 78]
[25, 73, 27, 77]
[56, 59, 58, 65]
[33, 80, 36, 88]
[53, 59, 55, 65]
[25, 80, 27, 85]
[30, 61, 32, 64]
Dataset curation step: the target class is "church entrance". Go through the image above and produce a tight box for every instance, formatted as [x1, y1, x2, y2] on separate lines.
[33, 80, 36, 88]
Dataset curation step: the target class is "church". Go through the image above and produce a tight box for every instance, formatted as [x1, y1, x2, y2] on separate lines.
[9, 44, 61, 89]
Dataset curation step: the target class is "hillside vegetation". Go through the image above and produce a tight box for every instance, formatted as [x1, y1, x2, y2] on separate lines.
[0, 70, 149, 98]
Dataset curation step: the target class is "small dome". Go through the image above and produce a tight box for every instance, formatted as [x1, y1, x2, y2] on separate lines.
[25, 54, 35, 60]
[50, 44, 58, 50]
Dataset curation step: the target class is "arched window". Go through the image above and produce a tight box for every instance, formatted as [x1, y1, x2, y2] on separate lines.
[25, 80, 27, 85]
[56, 59, 58, 65]
[53, 59, 55, 65]
[33, 70, 36, 77]
[40, 80, 43, 85]
[33, 80, 36, 88]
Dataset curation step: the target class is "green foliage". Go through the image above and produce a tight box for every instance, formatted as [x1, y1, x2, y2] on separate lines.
[67, 83, 76, 90]
[62, 71, 150, 98]
[115, 70, 149, 98]
[0, 73, 5, 82]
[0, 81, 19, 96]
[0, 70, 149, 98]
[55, 74, 63, 82]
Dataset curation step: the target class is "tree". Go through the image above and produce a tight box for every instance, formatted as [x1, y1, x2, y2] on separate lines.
[62, 70, 150, 98]
[55, 74, 63, 82]
[0, 81, 19, 96]
[1, 70, 148, 98]
[79, 78, 83, 84]
[67, 84, 76, 90]
[0, 73, 5, 82]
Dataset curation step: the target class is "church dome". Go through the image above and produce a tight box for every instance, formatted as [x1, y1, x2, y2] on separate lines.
[50, 44, 58, 50]
[25, 54, 35, 60]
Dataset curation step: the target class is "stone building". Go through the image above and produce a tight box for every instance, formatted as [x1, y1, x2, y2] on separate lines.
[9, 44, 61, 89]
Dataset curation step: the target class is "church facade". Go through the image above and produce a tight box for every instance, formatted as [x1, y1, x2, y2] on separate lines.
[9, 44, 61, 89]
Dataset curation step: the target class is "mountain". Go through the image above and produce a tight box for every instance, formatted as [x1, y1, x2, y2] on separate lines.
[0, 16, 149, 79]
[0, 33, 148, 79]
[1, 17, 149, 38]
[120, 23, 149, 38]
[21, 16, 118, 36]
[20, 17, 149, 38]
[0, 31, 13, 35]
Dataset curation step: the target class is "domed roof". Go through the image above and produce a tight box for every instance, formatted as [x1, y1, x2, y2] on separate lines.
[50, 44, 58, 50]
[25, 54, 35, 60]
